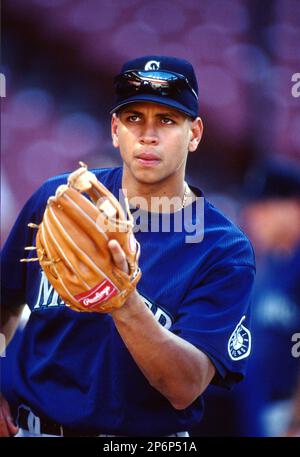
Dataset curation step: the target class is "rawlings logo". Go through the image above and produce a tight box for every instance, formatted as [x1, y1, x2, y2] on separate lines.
[75, 280, 118, 309]
[83, 286, 111, 306]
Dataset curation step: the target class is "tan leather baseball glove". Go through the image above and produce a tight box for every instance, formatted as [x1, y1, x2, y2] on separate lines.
[23, 163, 141, 313]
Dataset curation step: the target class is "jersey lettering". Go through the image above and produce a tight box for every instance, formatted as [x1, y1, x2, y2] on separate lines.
[34, 271, 64, 309]
[33, 272, 174, 328]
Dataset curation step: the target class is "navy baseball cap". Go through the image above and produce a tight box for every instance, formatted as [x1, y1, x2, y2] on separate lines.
[110, 55, 199, 118]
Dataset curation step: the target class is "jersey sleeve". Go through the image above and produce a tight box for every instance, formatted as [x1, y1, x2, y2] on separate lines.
[1, 184, 48, 308]
[171, 261, 255, 389]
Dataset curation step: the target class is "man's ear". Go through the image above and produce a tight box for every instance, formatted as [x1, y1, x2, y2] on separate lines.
[111, 113, 119, 148]
[188, 117, 203, 152]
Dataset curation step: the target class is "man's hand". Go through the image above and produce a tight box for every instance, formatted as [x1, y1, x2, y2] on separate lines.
[108, 240, 129, 274]
[29, 163, 141, 314]
[0, 393, 18, 437]
[108, 239, 141, 317]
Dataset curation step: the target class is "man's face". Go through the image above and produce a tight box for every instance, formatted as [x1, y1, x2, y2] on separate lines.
[111, 102, 203, 185]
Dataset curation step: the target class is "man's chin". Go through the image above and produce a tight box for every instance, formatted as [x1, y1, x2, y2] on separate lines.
[128, 165, 165, 185]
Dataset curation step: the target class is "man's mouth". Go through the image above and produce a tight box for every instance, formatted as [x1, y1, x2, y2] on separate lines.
[135, 152, 161, 166]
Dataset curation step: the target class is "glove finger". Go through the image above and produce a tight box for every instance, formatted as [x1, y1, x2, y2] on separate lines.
[108, 240, 129, 273]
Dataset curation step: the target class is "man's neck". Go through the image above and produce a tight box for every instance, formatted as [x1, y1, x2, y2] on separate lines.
[121, 170, 194, 213]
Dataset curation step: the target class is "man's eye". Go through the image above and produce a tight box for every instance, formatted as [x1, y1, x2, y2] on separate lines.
[127, 115, 140, 122]
[161, 117, 174, 124]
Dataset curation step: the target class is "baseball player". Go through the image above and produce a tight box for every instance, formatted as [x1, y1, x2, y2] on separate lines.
[0, 55, 255, 437]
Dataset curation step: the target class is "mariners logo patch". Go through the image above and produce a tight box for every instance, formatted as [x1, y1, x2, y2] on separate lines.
[228, 316, 251, 361]
[144, 60, 160, 71]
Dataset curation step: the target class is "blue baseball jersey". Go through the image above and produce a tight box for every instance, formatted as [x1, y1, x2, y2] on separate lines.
[1, 167, 255, 436]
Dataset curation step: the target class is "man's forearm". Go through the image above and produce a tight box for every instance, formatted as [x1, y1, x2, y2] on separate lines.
[111, 291, 215, 410]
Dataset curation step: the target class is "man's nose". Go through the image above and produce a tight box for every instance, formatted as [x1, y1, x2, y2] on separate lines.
[139, 122, 159, 145]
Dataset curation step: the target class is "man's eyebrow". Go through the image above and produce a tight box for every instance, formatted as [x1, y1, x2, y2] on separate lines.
[156, 112, 181, 118]
[121, 109, 181, 118]
[121, 109, 143, 115]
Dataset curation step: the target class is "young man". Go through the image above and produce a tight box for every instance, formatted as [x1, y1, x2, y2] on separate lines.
[0, 55, 255, 437]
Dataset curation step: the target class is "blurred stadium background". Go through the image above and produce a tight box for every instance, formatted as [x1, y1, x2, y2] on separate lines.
[2, 0, 300, 241]
[1, 0, 300, 437]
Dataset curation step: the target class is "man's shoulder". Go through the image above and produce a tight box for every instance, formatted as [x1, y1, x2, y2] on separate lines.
[45, 166, 122, 189]
[203, 199, 255, 269]
[92, 166, 123, 188]
[45, 167, 122, 186]
[204, 199, 243, 234]
[190, 185, 250, 241]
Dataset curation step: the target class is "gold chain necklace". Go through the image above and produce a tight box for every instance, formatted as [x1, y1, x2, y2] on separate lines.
[182, 181, 190, 209]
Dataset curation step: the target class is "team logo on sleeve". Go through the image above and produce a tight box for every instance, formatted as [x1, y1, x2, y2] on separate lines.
[228, 316, 251, 361]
